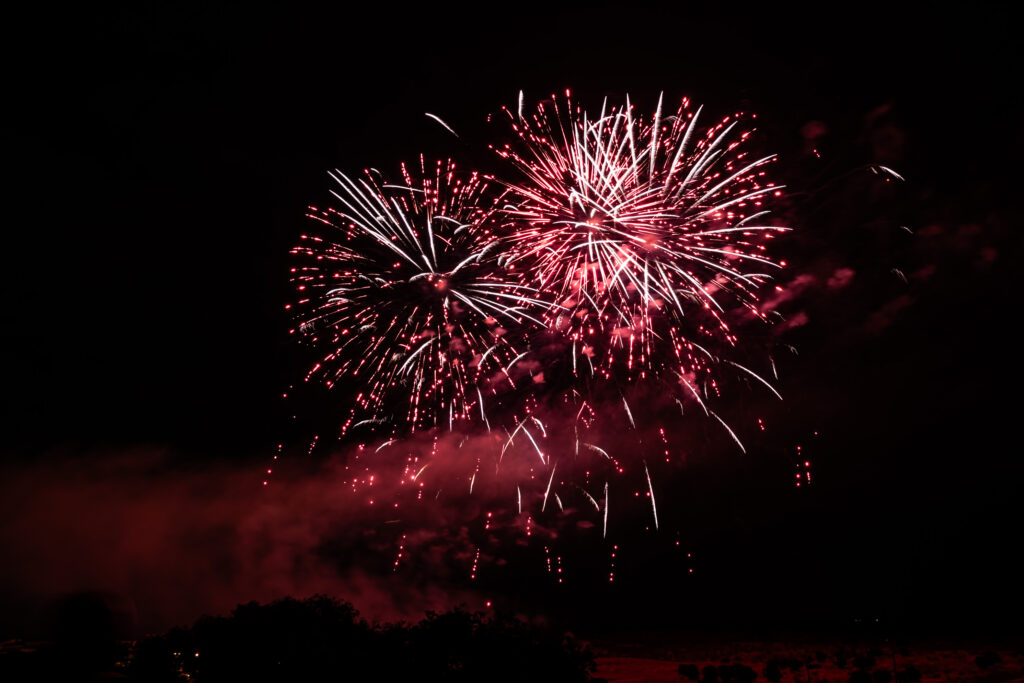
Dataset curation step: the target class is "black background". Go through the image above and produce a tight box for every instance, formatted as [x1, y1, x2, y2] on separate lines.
[2, 2, 1021, 635]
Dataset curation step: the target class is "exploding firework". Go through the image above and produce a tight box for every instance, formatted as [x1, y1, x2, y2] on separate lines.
[290, 158, 547, 436]
[493, 92, 789, 405]
[279, 93, 811, 593]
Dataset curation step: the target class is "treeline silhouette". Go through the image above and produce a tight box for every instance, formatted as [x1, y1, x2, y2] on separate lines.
[0, 595, 595, 682]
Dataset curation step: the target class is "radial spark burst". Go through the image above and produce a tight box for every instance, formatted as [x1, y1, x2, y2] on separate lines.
[290, 158, 545, 435]
[276, 94, 810, 585]
[494, 92, 790, 391]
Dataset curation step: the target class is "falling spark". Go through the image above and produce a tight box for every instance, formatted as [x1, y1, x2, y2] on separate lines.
[425, 112, 460, 138]
[710, 410, 746, 453]
[603, 481, 610, 539]
[643, 459, 659, 530]
[542, 461, 557, 512]
[622, 396, 636, 429]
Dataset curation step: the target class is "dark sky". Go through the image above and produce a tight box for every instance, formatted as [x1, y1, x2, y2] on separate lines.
[2, 2, 1021, 637]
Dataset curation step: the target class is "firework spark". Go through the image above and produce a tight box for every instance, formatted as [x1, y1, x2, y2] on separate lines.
[281, 92, 804, 588]
[291, 157, 545, 435]
[493, 92, 789, 400]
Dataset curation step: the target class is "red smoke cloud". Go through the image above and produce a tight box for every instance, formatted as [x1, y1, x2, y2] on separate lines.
[0, 447, 485, 637]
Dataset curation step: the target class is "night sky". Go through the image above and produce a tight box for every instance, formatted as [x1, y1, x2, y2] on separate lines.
[2, 3, 1021, 639]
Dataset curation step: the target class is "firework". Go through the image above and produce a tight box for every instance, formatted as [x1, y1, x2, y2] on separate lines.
[278, 93, 810, 590]
[290, 158, 546, 436]
[493, 92, 789, 400]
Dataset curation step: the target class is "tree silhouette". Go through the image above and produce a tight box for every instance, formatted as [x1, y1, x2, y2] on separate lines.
[679, 663, 700, 681]
[127, 596, 594, 682]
